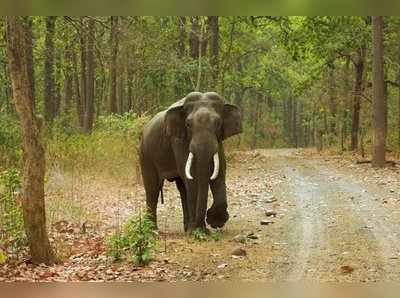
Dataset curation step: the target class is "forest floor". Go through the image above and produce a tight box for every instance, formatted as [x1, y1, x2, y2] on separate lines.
[1, 148, 400, 282]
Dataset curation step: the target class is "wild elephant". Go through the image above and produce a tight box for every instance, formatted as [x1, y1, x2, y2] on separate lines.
[139, 92, 242, 233]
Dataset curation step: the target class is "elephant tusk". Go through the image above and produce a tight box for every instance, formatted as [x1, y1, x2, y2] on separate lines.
[210, 152, 219, 180]
[185, 152, 194, 180]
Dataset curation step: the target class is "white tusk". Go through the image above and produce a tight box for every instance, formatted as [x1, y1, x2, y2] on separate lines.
[185, 152, 194, 180]
[210, 152, 220, 180]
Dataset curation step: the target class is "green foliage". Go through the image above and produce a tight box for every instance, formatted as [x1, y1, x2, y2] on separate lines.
[192, 229, 222, 242]
[0, 249, 6, 264]
[106, 212, 158, 266]
[210, 230, 222, 242]
[47, 112, 149, 177]
[0, 168, 26, 253]
[0, 113, 21, 168]
[192, 228, 208, 242]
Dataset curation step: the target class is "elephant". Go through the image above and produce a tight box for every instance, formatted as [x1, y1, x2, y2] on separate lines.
[139, 91, 242, 233]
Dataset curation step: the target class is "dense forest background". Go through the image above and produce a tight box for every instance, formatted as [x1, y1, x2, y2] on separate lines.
[0, 16, 400, 274]
[1, 16, 400, 168]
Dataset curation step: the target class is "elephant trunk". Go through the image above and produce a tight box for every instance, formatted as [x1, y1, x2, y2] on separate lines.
[194, 152, 213, 228]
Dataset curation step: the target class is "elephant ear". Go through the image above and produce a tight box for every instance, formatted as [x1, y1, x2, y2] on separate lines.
[223, 103, 242, 140]
[165, 98, 186, 138]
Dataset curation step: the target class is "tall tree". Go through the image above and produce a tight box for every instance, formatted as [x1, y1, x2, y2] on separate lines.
[109, 16, 119, 114]
[43, 16, 57, 123]
[24, 17, 35, 108]
[83, 18, 95, 133]
[177, 16, 186, 59]
[5, 16, 55, 265]
[372, 16, 386, 167]
[189, 17, 200, 60]
[398, 24, 400, 151]
[350, 44, 366, 150]
[208, 16, 219, 89]
[62, 43, 73, 112]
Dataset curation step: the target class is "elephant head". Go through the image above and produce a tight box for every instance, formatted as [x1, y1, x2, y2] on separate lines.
[165, 91, 242, 229]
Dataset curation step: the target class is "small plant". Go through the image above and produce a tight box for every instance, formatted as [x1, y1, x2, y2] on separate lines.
[107, 212, 157, 266]
[0, 168, 26, 254]
[210, 230, 222, 242]
[0, 249, 6, 264]
[192, 228, 208, 242]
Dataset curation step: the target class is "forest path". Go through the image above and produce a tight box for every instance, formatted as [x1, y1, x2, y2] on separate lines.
[6, 148, 400, 281]
[157, 148, 400, 281]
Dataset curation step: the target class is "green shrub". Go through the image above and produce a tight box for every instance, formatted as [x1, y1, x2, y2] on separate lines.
[192, 228, 208, 242]
[0, 168, 26, 253]
[0, 113, 21, 168]
[192, 229, 222, 242]
[106, 212, 157, 266]
[46, 112, 149, 177]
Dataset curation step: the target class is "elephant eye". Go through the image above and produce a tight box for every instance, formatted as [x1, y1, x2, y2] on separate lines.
[185, 120, 192, 129]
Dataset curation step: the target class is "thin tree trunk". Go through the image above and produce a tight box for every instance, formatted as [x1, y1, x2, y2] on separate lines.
[43, 16, 56, 123]
[109, 16, 119, 114]
[189, 17, 200, 60]
[83, 18, 95, 133]
[63, 43, 73, 112]
[79, 18, 87, 128]
[6, 16, 55, 265]
[342, 57, 351, 151]
[208, 16, 219, 89]
[292, 97, 298, 147]
[72, 48, 83, 127]
[24, 17, 35, 109]
[351, 45, 366, 151]
[372, 16, 386, 167]
[327, 58, 337, 135]
[398, 25, 400, 151]
[177, 17, 186, 58]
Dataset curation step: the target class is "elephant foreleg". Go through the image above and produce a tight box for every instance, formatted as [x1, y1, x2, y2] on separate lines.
[140, 160, 161, 228]
[175, 178, 189, 232]
[207, 176, 229, 229]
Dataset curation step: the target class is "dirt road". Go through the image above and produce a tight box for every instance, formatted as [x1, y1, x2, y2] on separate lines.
[3, 148, 400, 281]
[157, 149, 400, 281]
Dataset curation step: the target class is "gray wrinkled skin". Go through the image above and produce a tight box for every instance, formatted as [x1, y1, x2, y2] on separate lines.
[139, 92, 242, 233]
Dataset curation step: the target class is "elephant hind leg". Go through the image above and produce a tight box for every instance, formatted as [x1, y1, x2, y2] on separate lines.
[140, 160, 161, 228]
[175, 177, 189, 232]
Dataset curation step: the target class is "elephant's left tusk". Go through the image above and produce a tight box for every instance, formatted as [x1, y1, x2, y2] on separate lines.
[185, 152, 194, 180]
[210, 152, 219, 180]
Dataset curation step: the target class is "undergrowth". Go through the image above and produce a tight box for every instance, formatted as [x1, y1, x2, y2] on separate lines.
[106, 212, 158, 266]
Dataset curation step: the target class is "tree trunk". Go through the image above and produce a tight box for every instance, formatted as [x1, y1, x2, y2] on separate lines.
[5, 16, 55, 265]
[292, 97, 298, 147]
[177, 17, 186, 58]
[398, 24, 400, 151]
[208, 16, 219, 89]
[83, 18, 95, 133]
[79, 18, 87, 128]
[327, 58, 337, 135]
[43, 16, 56, 123]
[351, 45, 366, 151]
[127, 52, 134, 112]
[72, 48, 83, 127]
[342, 57, 351, 151]
[63, 43, 73, 112]
[189, 17, 200, 60]
[24, 17, 35, 109]
[372, 16, 386, 167]
[109, 16, 119, 114]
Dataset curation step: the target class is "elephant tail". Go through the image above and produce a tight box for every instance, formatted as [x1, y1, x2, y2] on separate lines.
[159, 180, 164, 204]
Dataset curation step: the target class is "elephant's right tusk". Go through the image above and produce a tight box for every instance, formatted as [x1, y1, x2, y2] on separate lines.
[185, 152, 194, 180]
[210, 152, 219, 180]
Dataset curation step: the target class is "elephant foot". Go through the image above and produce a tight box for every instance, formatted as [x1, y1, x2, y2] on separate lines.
[206, 206, 229, 229]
